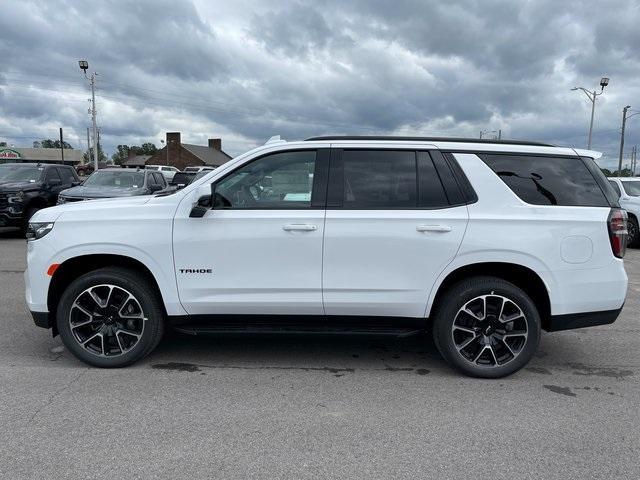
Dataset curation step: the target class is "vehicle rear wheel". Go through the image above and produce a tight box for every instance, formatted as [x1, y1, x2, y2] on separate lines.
[432, 276, 541, 378]
[56, 267, 164, 367]
[627, 216, 639, 248]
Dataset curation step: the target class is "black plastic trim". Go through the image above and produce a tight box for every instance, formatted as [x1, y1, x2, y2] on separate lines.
[305, 136, 554, 147]
[545, 306, 623, 332]
[30, 310, 51, 329]
[168, 314, 427, 335]
[442, 152, 479, 204]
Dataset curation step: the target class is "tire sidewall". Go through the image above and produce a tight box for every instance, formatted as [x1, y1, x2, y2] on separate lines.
[57, 269, 163, 368]
[434, 278, 541, 378]
[628, 217, 639, 248]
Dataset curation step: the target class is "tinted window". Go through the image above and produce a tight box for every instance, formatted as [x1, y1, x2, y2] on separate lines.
[155, 173, 166, 186]
[342, 150, 416, 208]
[58, 167, 76, 185]
[609, 180, 622, 197]
[45, 168, 61, 182]
[621, 180, 640, 196]
[215, 150, 316, 209]
[417, 152, 449, 207]
[479, 154, 608, 207]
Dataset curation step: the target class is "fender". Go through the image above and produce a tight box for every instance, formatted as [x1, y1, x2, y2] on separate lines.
[425, 249, 555, 318]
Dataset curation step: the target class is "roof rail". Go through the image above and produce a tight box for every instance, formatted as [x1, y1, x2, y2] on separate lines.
[304, 136, 555, 147]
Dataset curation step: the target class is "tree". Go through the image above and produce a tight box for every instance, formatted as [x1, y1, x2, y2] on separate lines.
[83, 143, 107, 163]
[610, 167, 633, 177]
[111, 142, 158, 165]
[36, 139, 73, 149]
[0, 142, 6, 147]
[601, 168, 612, 176]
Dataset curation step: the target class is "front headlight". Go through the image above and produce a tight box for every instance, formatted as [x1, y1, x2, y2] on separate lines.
[7, 191, 24, 203]
[26, 222, 54, 241]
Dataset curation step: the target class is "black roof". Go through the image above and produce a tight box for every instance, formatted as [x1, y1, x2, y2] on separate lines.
[304, 136, 554, 147]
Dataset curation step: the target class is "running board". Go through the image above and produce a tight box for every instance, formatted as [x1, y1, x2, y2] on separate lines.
[169, 315, 427, 338]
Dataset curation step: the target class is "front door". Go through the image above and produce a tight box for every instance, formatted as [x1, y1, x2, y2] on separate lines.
[322, 148, 469, 318]
[173, 148, 328, 315]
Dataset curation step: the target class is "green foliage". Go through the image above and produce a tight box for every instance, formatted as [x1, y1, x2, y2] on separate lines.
[34, 139, 74, 149]
[610, 167, 633, 177]
[0, 142, 6, 147]
[111, 142, 158, 165]
[83, 143, 107, 163]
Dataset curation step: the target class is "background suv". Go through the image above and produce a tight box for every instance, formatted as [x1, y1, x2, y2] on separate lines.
[24, 137, 627, 378]
[57, 168, 167, 204]
[608, 176, 640, 247]
[0, 162, 79, 233]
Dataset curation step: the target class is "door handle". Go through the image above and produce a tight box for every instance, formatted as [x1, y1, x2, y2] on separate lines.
[283, 224, 318, 232]
[416, 224, 452, 233]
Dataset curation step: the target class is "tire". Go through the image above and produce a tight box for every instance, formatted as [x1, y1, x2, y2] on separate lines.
[627, 216, 639, 248]
[432, 276, 541, 378]
[56, 267, 165, 368]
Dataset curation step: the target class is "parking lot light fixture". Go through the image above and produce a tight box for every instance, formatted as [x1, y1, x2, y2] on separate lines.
[571, 76, 609, 150]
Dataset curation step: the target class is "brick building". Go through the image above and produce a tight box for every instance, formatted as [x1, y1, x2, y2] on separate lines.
[144, 132, 232, 170]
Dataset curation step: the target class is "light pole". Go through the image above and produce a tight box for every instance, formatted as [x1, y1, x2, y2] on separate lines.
[571, 76, 609, 150]
[79, 60, 99, 172]
[618, 106, 640, 176]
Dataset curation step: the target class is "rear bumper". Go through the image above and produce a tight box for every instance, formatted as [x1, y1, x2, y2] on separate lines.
[546, 305, 623, 332]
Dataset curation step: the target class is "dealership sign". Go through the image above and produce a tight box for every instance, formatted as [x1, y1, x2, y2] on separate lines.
[0, 148, 21, 159]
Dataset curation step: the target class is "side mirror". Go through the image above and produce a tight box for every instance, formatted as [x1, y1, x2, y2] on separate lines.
[47, 178, 61, 188]
[189, 194, 211, 218]
[71, 181, 82, 187]
[148, 184, 163, 193]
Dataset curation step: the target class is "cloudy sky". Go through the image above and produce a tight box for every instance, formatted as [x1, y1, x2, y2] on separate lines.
[1, 0, 639, 169]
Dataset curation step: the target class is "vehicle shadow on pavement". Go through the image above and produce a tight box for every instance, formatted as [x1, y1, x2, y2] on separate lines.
[146, 330, 451, 376]
[0, 227, 23, 239]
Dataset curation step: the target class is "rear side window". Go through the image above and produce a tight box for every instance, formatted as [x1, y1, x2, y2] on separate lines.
[342, 150, 416, 208]
[609, 180, 621, 198]
[479, 154, 609, 207]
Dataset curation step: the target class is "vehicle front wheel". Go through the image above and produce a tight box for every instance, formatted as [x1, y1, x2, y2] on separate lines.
[432, 277, 541, 378]
[56, 267, 164, 368]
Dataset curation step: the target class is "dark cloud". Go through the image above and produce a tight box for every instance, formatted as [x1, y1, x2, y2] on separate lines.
[0, 0, 638, 169]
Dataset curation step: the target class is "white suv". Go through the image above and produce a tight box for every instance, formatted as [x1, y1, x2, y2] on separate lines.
[608, 177, 640, 247]
[25, 136, 628, 377]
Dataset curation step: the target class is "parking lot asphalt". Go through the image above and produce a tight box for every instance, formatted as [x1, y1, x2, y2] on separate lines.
[0, 226, 639, 480]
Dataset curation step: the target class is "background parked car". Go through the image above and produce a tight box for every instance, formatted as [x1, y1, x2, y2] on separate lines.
[608, 176, 640, 247]
[0, 163, 80, 232]
[75, 161, 109, 177]
[57, 168, 167, 204]
[183, 166, 215, 173]
[146, 165, 179, 181]
[169, 171, 196, 190]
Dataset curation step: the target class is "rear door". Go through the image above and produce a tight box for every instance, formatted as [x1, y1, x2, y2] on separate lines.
[322, 146, 469, 317]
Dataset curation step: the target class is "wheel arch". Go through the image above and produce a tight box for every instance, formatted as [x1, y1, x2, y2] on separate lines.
[428, 262, 552, 330]
[47, 254, 167, 333]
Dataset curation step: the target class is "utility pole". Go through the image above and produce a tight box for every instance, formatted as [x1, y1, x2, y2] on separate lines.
[59, 127, 64, 164]
[79, 60, 99, 172]
[85, 127, 90, 166]
[571, 77, 609, 150]
[618, 106, 631, 177]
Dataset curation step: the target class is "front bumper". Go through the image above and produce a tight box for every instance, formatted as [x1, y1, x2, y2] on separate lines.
[0, 207, 24, 227]
[546, 305, 624, 332]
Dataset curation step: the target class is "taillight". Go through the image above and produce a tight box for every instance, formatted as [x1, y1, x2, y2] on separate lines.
[608, 208, 627, 258]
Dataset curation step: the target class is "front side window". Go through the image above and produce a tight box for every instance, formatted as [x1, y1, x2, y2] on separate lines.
[342, 150, 417, 208]
[215, 150, 316, 209]
[45, 168, 61, 182]
[620, 181, 640, 197]
[479, 154, 608, 207]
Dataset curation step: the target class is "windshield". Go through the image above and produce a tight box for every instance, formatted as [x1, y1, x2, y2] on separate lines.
[621, 181, 640, 197]
[0, 166, 44, 183]
[83, 170, 145, 188]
